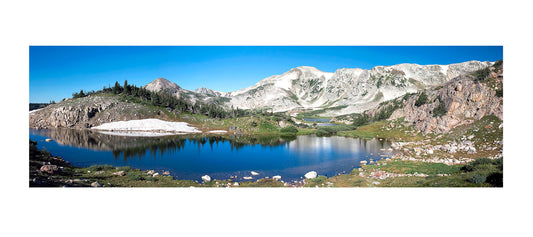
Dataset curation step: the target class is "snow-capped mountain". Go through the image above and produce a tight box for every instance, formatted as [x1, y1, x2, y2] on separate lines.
[222, 60, 492, 115]
[144, 60, 492, 116]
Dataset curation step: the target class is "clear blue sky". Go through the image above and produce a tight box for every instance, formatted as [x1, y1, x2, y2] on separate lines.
[30, 46, 502, 103]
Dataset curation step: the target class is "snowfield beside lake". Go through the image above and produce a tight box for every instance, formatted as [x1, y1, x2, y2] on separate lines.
[94, 131, 187, 137]
[91, 119, 201, 135]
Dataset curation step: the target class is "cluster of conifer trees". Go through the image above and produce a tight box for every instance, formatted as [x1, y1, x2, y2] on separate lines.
[71, 80, 245, 119]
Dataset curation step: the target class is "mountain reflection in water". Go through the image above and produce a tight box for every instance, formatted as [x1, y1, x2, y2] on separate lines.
[29, 128, 395, 182]
[30, 128, 295, 160]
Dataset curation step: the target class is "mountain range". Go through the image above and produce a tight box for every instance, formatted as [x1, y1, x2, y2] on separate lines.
[144, 60, 493, 116]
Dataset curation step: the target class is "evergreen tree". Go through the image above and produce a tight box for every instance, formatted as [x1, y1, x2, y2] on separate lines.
[124, 80, 131, 95]
[113, 81, 122, 94]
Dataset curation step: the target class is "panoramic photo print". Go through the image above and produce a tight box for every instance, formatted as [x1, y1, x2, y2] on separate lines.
[29, 46, 503, 187]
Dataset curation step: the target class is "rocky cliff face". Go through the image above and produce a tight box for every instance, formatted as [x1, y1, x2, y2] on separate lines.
[29, 96, 171, 129]
[387, 66, 503, 134]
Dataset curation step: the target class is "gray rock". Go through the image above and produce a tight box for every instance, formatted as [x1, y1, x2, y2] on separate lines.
[40, 165, 59, 174]
[113, 171, 125, 176]
[91, 181, 101, 187]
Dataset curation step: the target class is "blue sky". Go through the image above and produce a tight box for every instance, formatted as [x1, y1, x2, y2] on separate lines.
[29, 46, 502, 103]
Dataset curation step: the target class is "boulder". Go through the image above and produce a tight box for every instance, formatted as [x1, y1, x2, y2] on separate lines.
[304, 171, 317, 179]
[112, 171, 125, 176]
[243, 176, 253, 180]
[251, 171, 259, 176]
[201, 175, 211, 182]
[152, 173, 159, 177]
[91, 181, 101, 187]
[40, 165, 59, 174]
[272, 175, 282, 180]
[233, 182, 239, 186]
[45, 138, 53, 142]
[163, 171, 170, 175]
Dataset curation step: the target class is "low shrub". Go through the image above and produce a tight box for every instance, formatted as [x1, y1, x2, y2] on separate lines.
[316, 129, 330, 136]
[127, 172, 144, 181]
[88, 164, 115, 172]
[461, 164, 474, 172]
[493, 60, 503, 69]
[471, 174, 487, 184]
[472, 158, 493, 166]
[280, 126, 298, 134]
[433, 100, 447, 117]
[415, 92, 428, 107]
[486, 172, 503, 187]
[474, 67, 491, 82]
[117, 166, 134, 172]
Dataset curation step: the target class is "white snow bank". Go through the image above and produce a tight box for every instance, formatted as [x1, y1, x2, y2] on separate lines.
[91, 119, 201, 134]
[207, 130, 227, 133]
[94, 131, 185, 137]
[29, 108, 44, 114]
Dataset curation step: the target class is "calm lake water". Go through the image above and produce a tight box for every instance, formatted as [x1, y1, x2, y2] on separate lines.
[302, 118, 331, 123]
[302, 118, 337, 127]
[29, 128, 395, 182]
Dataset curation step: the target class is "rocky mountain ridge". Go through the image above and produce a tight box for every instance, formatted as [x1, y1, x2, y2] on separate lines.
[361, 63, 503, 135]
[222, 61, 492, 115]
[145, 60, 492, 116]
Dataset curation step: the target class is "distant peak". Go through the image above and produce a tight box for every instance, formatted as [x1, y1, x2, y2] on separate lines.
[145, 77, 181, 91]
[154, 77, 170, 82]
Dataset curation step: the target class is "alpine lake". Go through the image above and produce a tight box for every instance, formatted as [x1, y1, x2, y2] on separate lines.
[30, 126, 396, 183]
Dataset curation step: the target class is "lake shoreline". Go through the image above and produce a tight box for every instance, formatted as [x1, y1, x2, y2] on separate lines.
[29, 138, 314, 187]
